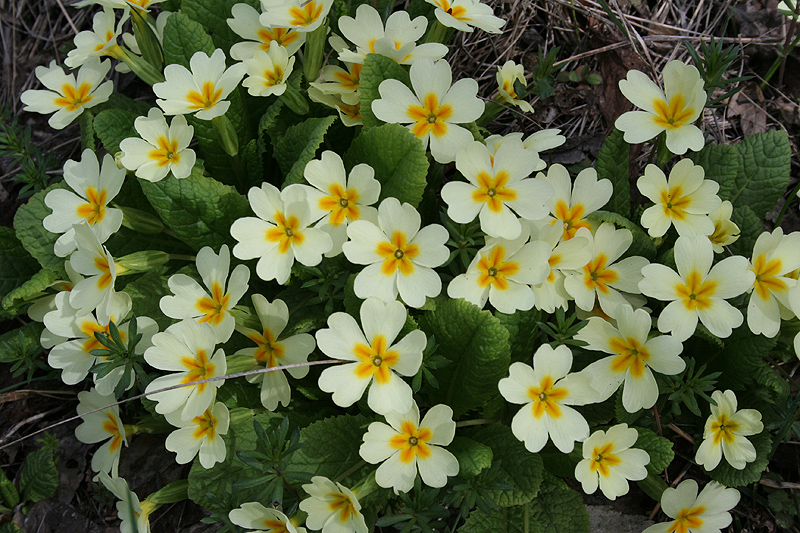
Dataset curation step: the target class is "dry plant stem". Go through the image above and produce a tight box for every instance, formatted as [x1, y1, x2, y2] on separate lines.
[759, 478, 800, 490]
[667, 423, 695, 445]
[0, 359, 344, 452]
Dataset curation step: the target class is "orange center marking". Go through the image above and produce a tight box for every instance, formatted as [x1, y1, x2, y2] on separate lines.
[666, 506, 705, 533]
[710, 413, 740, 445]
[752, 254, 786, 300]
[257, 28, 299, 49]
[376, 231, 419, 276]
[675, 270, 716, 311]
[148, 136, 180, 167]
[186, 81, 223, 110]
[195, 281, 231, 326]
[353, 334, 399, 385]
[652, 94, 694, 130]
[265, 211, 305, 254]
[318, 183, 361, 226]
[552, 200, 590, 240]
[472, 170, 517, 212]
[328, 492, 359, 523]
[94, 253, 114, 290]
[191, 408, 219, 440]
[407, 93, 453, 139]
[81, 318, 125, 354]
[76, 186, 108, 225]
[435, 0, 468, 19]
[388, 420, 433, 463]
[288, 0, 324, 27]
[476, 245, 520, 290]
[248, 328, 285, 368]
[589, 442, 622, 477]
[527, 375, 568, 419]
[54, 82, 94, 111]
[608, 337, 650, 378]
[659, 185, 691, 220]
[583, 253, 618, 294]
[101, 412, 124, 452]
[333, 63, 362, 90]
[180, 349, 215, 393]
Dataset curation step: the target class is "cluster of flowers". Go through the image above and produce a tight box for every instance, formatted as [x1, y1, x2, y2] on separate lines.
[18, 0, 799, 531]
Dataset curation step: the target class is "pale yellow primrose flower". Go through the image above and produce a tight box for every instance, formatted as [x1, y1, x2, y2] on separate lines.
[342, 197, 449, 308]
[299, 477, 367, 533]
[144, 320, 227, 421]
[308, 85, 362, 126]
[21, 58, 112, 130]
[498, 344, 595, 453]
[119, 108, 196, 182]
[441, 138, 552, 240]
[695, 390, 763, 471]
[637, 159, 721, 238]
[316, 297, 424, 415]
[290, 150, 381, 257]
[74, 388, 127, 477]
[424, 0, 505, 34]
[311, 62, 362, 106]
[563, 223, 649, 320]
[616, 60, 707, 155]
[235, 295, 315, 411]
[160, 244, 250, 343]
[97, 472, 155, 533]
[227, 3, 305, 60]
[360, 402, 459, 493]
[527, 220, 592, 314]
[68, 223, 122, 316]
[259, 0, 332, 33]
[44, 291, 157, 396]
[73, 0, 164, 12]
[746, 228, 800, 337]
[371, 58, 484, 164]
[575, 304, 684, 412]
[231, 183, 332, 285]
[447, 228, 551, 314]
[242, 43, 295, 97]
[643, 479, 740, 533]
[230, 503, 306, 533]
[337, 5, 447, 65]
[574, 424, 649, 501]
[708, 200, 739, 253]
[165, 401, 229, 469]
[639, 235, 755, 342]
[43, 149, 124, 257]
[540, 164, 612, 241]
[496, 60, 533, 113]
[153, 49, 246, 120]
[65, 7, 128, 68]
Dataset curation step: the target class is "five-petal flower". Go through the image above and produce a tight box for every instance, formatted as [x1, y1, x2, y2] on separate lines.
[695, 389, 763, 471]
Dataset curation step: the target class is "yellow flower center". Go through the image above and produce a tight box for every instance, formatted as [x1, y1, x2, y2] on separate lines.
[257, 28, 299, 50]
[652, 94, 694, 129]
[376, 231, 419, 276]
[527, 376, 568, 419]
[263, 65, 285, 87]
[353, 335, 399, 384]
[751, 254, 786, 300]
[667, 506, 705, 533]
[102, 412, 125, 452]
[54, 82, 94, 111]
[186, 81, 223, 110]
[476, 245, 520, 290]
[659, 185, 691, 220]
[195, 281, 231, 326]
[191, 408, 219, 441]
[318, 183, 361, 226]
[589, 442, 621, 477]
[583, 253, 618, 294]
[266, 211, 305, 254]
[180, 349, 215, 393]
[76, 186, 108, 226]
[710, 413, 740, 445]
[552, 200, 590, 240]
[472, 170, 517, 212]
[675, 271, 716, 311]
[434, 0, 468, 19]
[389, 420, 433, 463]
[288, 0, 324, 27]
[148, 136, 180, 167]
[608, 337, 650, 378]
[408, 93, 453, 139]
[333, 63, 362, 91]
[328, 492, 359, 523]
[249, 328, 285, 368]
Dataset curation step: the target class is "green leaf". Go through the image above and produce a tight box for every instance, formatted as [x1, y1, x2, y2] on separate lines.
[182, 0, 242, 51]
[241, 138, 263, 184]
[708, 431, 771, 487]
[359, 53, 410, 128]
[595, 129, 630, 217]
[273, 116, 338, 186]
[140, 170, 251, 251]
[288, 414, 370, 482]
[731, 131, 792, 219]
[528, 472, 590, 533]
[587, 210, 656, 260]
[19, 448, 58, 503]
[0, 323, 44, 363]
[188, 409, 281, 509]
[93, 109, 139, 154]
[344, 123, 429, 207]
[13, 183, 67, 277]
[728, 204, 760, 257]
[632, 427, 674, 475]
[460, 504, 528, 533]
[706, 326, 776, 390]
[469, 425, 544, 507]
[753, 363, 790, 403]
[122, 271, 174, 331]
[419, 298, 510, 416]
[2, 269, 60, 312]
[637, 472, 668, 501]
[687, 143, 738, 203]
[162, 12, 214, 68]
[78, 110, 96, 151]
[0, 467, 19, 508]
[0, 226, 40, 301]
[448, 436, 493, 478]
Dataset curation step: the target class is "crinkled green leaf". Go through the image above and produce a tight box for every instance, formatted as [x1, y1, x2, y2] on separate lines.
[538, 446, 582, 479]
[687, 143, 738, 202]
[188, 409, 282, 509]
[0, 226, 41, 301]
[183, 0, 244, 51]
[595, 128, 630, 217]
[529, 472, 590, 533]
[448, 436, 493, 478]
[708, 432, 771, 487]
[13, 183, 67, 277]
[587, 210, 656, 260]
[419, 298, 510, 415]
[96, 93, 152, 116]
[140, 170, 251, 251]
[2, 269, 60, 312]
[19, 448, 58, 503]
[0, 322, 44, 364]
[728, 204, 760, 257]
[122, 271, 173, 331]
[753, 362, 790, 404]
[469, 425, 543, 507]
[359, 53, 410, 128]
[78, 110, 96, 151]
[707, 326, 776, 390]
[731, 131, 792, 219]
[288, 414, 370, 482]
[494, 308, 540, 363]
[241, 138, 263, 184]
[163, 12, 214, 68]
[273, 116, 338, 187]
[460, 504, 529, 533]
[344, 123, 429, 207]
[632, 427, 674, 474]
[94, 109, 139, 154]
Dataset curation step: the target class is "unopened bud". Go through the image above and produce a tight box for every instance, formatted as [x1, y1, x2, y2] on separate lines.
[119, 205, 164, 234]
[116, 250, 169, 273]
